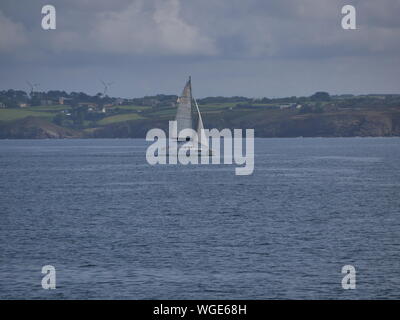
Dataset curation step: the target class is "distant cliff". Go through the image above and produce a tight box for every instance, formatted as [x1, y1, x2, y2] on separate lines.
[1, 109, 400, 139]
[249, 110, 400, 137]
[0, 117, 80, 139]
[86, 109, 400, 138]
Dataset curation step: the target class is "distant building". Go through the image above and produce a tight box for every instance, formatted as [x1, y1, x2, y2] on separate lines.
[78, 102, 97, 109]
[40, 100, 54, 106]
[148, 99, 159, 107]
[59, 97, 73, 105]
[0, 102, 6, 108]
[323, 104, 338, 112]
[280, 103, 300, 110]
[114, 98, 124, 105]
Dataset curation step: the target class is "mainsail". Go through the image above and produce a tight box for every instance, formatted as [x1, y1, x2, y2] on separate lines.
[174, 76, 192, 141]
[170, 76, 213, 156]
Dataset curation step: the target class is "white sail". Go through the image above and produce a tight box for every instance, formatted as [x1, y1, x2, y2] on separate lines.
[170, 77, 213, 156]
[194, 97, 209, 149]
[174, 77, 192, 141]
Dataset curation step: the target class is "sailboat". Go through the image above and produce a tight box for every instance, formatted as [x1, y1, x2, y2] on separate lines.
[172, 76, 213, 156]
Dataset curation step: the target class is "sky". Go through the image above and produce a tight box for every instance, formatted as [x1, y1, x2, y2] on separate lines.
[0, 0, 399, 98]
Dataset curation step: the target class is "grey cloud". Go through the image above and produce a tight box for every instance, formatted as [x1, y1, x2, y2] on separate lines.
[48, 0, 217, 55]
[91, 0, 217, 55]
[0, 11, 28, 52]
[182, 0, 400, 59]
[2, 0, 399, 59]
[0, 0, 399, 97]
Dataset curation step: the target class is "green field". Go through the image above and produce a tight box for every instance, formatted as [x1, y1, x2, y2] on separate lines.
[147, 103, 233, 117]
[98, 113, 144, 125]
[0, 108, 54, 121]
[29, 105, 70, 112]
[0, 102, 260, 126]
[149, 108, 176, 117]
[115, 105, 151, 111]
[199, 102, 237, 110]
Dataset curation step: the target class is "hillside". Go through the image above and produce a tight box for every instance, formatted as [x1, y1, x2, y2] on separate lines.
[1, 91, 400, 138]
[0, 117, 80, 139]
[86, 108, 400, 138]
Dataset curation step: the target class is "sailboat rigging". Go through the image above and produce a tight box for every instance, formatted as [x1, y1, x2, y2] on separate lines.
[172, 76, 213, 156]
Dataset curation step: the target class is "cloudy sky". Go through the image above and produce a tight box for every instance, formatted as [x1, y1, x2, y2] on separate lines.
[0, 0, 399, 98]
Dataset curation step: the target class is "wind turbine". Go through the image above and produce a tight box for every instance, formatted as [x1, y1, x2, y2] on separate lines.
[26, 81, 40, 97]
[100, 80, 114, 97]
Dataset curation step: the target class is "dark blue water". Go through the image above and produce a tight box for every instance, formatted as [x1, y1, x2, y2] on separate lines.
[1, 138, 400, 299]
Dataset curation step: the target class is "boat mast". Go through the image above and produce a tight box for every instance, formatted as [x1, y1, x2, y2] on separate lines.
[175, 76, 193, 141]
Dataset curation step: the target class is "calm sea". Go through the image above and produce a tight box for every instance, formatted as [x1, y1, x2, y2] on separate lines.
[0, 138, 399, 299]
